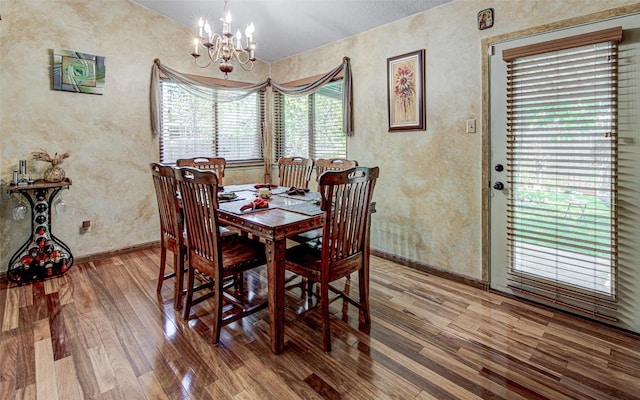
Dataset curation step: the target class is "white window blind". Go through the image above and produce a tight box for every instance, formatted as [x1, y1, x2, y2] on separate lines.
[159, 80, 264, 164]
[502, 27, 621, 320]
[274, 80, 346, 160]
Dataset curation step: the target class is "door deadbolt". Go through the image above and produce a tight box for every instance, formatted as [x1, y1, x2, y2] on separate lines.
[493, 181, 504, 190]
[494, 164, 504, 172]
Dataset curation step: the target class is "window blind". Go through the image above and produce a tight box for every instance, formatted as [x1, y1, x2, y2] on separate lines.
[274, 80, 346, 160]
[159, 80, 264, 164]
[502, 28, 621, 320]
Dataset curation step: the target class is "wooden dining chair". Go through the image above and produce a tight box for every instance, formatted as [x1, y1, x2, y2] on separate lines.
[285, 166, 379, 352]
[176, 157, 226, 186]
[174, 167, 268, 344]
[292, 158, 360, 246]
[314, 158, 358, 181]
[150, 163, 186, 310]
[278, 156, 314, 189]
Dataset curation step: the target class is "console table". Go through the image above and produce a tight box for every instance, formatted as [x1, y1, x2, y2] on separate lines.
[7, 178, 74, 284]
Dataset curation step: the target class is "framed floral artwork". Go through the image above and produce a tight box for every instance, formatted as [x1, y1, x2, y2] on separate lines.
[387, 49, 425, 131]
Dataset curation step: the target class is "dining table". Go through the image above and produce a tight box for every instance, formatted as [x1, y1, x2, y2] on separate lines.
[215, 184, 325, 354]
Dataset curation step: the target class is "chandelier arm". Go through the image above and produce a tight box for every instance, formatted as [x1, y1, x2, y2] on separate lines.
[237, 60, 255, 71]
[193, 56, 214, 69]
[209, 44, 224, 62]
[233, 51, 253, 65]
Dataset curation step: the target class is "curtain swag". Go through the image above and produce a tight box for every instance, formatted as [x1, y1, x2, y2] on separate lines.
[150, 57, 353, 137]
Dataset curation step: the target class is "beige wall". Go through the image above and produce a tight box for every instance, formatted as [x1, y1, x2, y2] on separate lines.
[271, 0, 640, 281]
[1, 0, 638, 279]
[0, 0, 268, 273]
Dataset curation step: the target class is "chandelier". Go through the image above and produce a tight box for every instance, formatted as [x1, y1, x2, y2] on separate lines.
[191, 0, 256, 77]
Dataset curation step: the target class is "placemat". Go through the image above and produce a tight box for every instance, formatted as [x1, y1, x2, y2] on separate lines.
[277, 202, 323, 216]
[219, 201, 270, 215]
[218, 196, 246, 203]
[268, 187, 289, 195]
[277, 191, 321, 201]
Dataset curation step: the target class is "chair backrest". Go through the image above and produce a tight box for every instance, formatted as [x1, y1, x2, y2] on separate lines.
[173, 167, 222, 267]
[319, 167, 379, 267]
[176, 157, 226, 186]
[278, 156, 314, 189]
[150, 163, 182, 244]
[315, 158, 358, 181]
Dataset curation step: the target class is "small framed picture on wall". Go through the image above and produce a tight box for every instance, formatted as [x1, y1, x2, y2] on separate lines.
[478, 8, 494, 30]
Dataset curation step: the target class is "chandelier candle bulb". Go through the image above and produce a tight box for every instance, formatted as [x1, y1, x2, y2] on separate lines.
[193, 38, 199, 55]
[222, 12, 231, 35]
[245, 22, 254, 42]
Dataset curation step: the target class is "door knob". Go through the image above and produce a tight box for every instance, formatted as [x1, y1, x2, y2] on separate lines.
[493, 181, 504, 190]
[494, 164, 504, 172]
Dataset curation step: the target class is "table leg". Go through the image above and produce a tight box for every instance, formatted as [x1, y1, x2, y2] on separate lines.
[266, 238, 286, 353]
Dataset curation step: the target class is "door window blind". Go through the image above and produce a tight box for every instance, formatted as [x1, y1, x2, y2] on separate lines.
[159, 80, 264, 164]
[274, 80, 346, 160]
[502, 27, 621, 320]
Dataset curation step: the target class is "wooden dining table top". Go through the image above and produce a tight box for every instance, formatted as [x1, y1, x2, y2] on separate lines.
[217, 184, 325, 241]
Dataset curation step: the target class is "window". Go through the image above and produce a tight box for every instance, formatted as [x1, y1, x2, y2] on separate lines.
[503, 27, 621, 319]
[273, 80, 346, 160]
[159, 80, 264, 164]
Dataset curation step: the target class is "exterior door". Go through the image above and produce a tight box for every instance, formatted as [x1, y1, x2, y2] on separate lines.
[489, 15, 640, 333]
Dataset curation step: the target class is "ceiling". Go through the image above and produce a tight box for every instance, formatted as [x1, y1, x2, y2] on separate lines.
[131, 0, 453, 63]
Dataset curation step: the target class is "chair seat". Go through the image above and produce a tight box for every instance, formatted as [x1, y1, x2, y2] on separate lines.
[286, 244, 364, 281]
[220, 236, 266, 272]
[291, 228, 322, 242]
[219, 226, 238, 238]
[290, 228, 323, 251]
[285, 244, 321, 272]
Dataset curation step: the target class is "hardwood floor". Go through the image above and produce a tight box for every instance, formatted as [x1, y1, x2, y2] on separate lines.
[1, 248, 639, 399]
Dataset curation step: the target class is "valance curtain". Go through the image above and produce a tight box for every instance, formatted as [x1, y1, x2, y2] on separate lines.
[150, 57, 353, 137]
[270, 57, 353, 136]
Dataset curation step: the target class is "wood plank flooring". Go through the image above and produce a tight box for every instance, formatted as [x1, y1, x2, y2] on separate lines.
[1, 248, 639, 399]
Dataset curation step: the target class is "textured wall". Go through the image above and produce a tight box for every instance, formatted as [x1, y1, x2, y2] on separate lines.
[270, 0, 640, 281]
[0, 0, 268, 273]
[1, 0, 637, 279]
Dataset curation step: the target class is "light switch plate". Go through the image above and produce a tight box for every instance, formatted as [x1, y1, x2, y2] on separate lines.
[466, 118, 476, 134]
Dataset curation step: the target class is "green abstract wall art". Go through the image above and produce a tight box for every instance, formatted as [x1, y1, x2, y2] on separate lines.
[52, 49, 105, 95]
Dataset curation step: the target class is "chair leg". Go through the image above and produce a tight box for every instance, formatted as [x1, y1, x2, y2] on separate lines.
[157, 244, 167, 293]
[358, 268, 371, 326]
[306, 278, 314, 298]
[182, 266, 196, 320]
[212, 274, 224, 344]
[234, 272, 244, 295]
[320, 280, 332, 352]
[173, 248, 184, 310]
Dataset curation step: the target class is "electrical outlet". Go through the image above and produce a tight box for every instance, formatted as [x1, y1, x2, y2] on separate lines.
[80, 220, 91, 233]
[466, 118, 476, 134]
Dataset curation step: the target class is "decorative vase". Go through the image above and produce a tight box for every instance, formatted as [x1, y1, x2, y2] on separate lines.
[44, 165, 66, 183]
